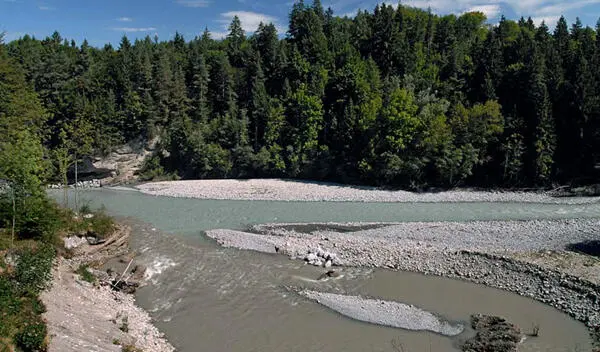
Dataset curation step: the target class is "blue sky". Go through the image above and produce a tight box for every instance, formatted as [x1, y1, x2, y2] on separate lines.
[1, 0, 599, 46]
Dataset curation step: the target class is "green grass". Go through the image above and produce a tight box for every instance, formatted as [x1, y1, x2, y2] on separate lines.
[0, 243, 54, 351]
[0, 195, 117, 351]
[76, 265, 96, 283]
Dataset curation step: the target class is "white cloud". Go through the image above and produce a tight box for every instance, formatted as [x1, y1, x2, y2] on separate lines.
[176, 0, 211, 7]
[534, 0, 599, 16]
[112, 27, 157, 32]
[211, 31, 229, 39]
[465, 4, 501, 18]
[38, 5, 54, 10]
[341, 9, 359, 18]
[117, 17, 133, 22]
[218, 11, 282, 34]
[531, 15, 560, 26]
[327, 0, 599, 25]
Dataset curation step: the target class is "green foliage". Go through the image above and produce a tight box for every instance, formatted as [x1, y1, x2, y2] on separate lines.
[76, 265, 96, 283]
[0, 196, 63, 244]
[14, 244, 55, 295]
[14, 317, 47, 352]
[0, 245, 54, 351]
[2, 8, 599, 188]
[89, 211, 114, 239]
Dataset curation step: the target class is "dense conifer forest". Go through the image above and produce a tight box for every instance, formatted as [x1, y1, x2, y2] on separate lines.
[2, 1, 600, 188]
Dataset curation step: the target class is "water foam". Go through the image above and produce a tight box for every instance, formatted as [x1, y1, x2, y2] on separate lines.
[145, 256, 177, 283]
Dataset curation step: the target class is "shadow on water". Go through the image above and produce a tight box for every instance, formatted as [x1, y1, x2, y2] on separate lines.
[566, 240, 600, 257]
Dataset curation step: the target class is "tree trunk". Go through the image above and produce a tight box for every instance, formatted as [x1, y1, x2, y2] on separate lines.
[11, 190, 15, 248]
[74, 152, 78, 212]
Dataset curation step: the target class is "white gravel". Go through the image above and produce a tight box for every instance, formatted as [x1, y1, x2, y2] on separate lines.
[208, 219, 600, 259]
[299, 290, 464, 336]
[41, 258, 174, 352]
[206, 219, 600, 334]
[137, 179, 600, 203]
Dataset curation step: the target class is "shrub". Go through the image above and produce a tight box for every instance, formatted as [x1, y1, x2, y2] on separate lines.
[14, 244, 55, 295]
[76, 265, 95, 283]
[78, 203, 92, 215]
[89, 211, 114, 239]
[0, 196, 63, 245]
[0, 276, 20, 336]
[14, 317, 47, 352]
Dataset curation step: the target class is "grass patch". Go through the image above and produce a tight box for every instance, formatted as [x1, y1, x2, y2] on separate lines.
[0, 244, 55, 351]
[76, 264, 96, 283]
[0, 194, 117, 351]
[63, 207, 115, 240]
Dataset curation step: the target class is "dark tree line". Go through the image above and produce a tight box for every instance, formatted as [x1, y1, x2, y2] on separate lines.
[4, 1, 600, 188]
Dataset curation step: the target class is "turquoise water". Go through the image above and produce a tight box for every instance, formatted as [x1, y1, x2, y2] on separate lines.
[51, 188, 600, 234]
[49, 188, 596, 352]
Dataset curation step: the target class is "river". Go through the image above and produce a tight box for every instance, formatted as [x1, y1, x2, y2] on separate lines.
[49, 188, 597, 352]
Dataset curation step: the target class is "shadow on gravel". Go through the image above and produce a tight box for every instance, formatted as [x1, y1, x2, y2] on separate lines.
[274, 223, 389, 234]
[566, 240, 600, 258]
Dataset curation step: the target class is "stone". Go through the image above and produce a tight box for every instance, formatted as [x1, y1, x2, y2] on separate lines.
[86, 236, 106, 246]
[64, 236, 86, 249]
[325, 260, 332, 268]
[306, 253, 318, 262]
[462, 314, 522, 352]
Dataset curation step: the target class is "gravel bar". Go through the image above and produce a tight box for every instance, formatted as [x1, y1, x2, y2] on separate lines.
[206, 219, 600, 338]
[137, 179, 600, 204]
[299, 290, 464, 336]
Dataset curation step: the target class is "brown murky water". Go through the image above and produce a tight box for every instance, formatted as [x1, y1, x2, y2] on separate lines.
[53, 189, 596, 352]
[129, 224, 592, 352]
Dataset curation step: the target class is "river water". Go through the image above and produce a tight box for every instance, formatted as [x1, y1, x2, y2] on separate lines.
[50, 188, 597, 352]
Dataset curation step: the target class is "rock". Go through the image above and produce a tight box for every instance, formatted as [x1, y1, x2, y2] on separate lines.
[64, 236, 88, 250]
[111, 280, 140, 294]
[462, 314, 522, 352]
[306, 253, 318, 262]
[86, 236, 106, 246]
[325, 260, 332, 268]
[317, 270, 341, 281]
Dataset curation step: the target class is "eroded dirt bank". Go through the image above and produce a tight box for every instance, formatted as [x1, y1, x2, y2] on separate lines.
[41, 225, 174, 352]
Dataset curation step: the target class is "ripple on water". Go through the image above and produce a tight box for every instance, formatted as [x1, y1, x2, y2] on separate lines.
[61, 189, 596, 352]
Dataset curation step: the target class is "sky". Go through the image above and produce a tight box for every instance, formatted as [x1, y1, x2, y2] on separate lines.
[1, 0, 599, 46]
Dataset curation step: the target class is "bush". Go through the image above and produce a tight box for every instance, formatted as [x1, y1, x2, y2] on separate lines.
[89, 211, 114, 239]
[14, 244, 55, 295]
[76, 265, 95, 283]
[14, 318, 47, 352]
[0, 196, 63, 245]
[0, 276, 20, 336]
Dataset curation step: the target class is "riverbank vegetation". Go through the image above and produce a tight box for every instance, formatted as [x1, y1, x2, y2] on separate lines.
[3, 2, 600, 189]
[0, 39, 119, 351]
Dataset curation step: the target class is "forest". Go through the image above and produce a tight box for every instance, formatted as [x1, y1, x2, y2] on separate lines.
[2, 0, 600, 189]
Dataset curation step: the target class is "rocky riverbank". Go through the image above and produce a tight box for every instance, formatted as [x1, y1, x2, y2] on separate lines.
[206, 219, 600, 343]
[41, 224, 174, 352]
[137, 179, 600, 204]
